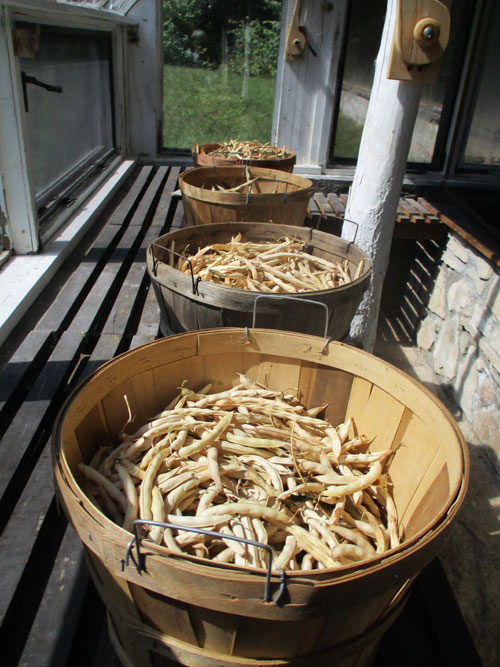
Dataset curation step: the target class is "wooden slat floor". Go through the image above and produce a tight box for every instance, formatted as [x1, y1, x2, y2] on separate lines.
[0, 163, 481, 667]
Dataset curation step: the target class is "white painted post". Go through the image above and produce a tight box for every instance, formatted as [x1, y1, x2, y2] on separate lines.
[341, 0, 424, 351]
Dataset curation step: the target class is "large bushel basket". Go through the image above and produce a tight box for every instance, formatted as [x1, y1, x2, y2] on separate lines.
[192, 143, 297, 173]
[146, 221, 372, 339]
[52, 328, 468, 667]
[179, 166, 314, 227]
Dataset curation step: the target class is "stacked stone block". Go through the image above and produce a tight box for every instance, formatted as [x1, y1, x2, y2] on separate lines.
[417, 233, 500, 470]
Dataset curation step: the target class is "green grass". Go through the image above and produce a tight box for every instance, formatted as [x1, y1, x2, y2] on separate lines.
[163, 65, 276, 149]
[163, 64, 365, 158]
[332, 114, 364, 159]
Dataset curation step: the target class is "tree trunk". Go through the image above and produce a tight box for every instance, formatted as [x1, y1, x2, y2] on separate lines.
[341, 0, 424, 351]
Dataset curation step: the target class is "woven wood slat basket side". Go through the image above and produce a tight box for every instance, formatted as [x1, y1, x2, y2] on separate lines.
[179, 167, 314, 227]
[105, 587, 408, 667]
[52, 329, 468, 667]
[88, 544, 411, 667]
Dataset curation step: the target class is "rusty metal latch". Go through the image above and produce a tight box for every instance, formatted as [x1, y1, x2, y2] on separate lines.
[21, 71, 63, 112]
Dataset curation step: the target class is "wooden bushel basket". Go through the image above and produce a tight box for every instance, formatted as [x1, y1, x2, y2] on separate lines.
[52, 329, 468, 667]
[146, 222, 372, 340]
[192, 143, 297, 173]
[179, 166, 315, 227]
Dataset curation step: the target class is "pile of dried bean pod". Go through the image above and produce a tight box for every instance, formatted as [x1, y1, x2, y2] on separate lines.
[175, 233, 364, 292]
[80, 375, 401, 571]
[197, 139, 293, 161]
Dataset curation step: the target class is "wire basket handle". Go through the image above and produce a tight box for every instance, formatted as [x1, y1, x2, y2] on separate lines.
[252, 294, 330, 339]
[123, 519, 287, 605]
[150, 241, 201, 295]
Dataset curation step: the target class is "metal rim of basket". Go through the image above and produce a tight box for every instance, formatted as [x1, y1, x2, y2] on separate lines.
[123, 519, 287, 605]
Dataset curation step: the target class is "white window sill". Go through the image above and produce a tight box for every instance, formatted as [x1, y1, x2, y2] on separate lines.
[0, 159, 135, 347]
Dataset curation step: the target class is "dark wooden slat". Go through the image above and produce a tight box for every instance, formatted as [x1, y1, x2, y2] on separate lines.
[127, 166, 168, 227]
[18, 529, 88, 667]
[35, 223, 125, 334]
[135, 281, 161, 340]
[107, 165, 153, 226]
[306, 192, 341, 235]
[308, 194, 324, 217]
[24, 326, 156, 663]
[67, 223, 146, 334]
[405, 197, 441, 223]
[327, 192, 346, 216]
[399, 198, 426, 223]
[0, 460, 52, 623]
[310, 193, 339, 233]
[0, 447, 66, 633]
[314, 191, 446, 240]
[313, 192, 330, 217]
[0, 330, 53, 411]
[97, 169, 176, 339]
[0, 331, 85, 506]
[397, 198, 413, 223]
[34, 169, 156, 335]
[151, 166, 181, 230]
[80, 318, 132, 383]
[129, 332, 159, 349]
[18, 326, 133, 666]
[101, 221, 166, 336]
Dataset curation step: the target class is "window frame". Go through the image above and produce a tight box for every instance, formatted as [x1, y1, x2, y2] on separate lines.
[20, 24, 117, 219]
[273, 0, 500, 189]
[0, 0, 136, 255]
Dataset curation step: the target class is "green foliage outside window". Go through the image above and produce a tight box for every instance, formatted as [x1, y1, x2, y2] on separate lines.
[162, 0, 282, 148]
[227, 19, 280, 77]
[162, 0, 281, 76]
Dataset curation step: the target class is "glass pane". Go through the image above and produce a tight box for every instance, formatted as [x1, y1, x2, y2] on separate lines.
[462, 4, 500, 166]
[20, 27, 113, 204]
[332, 0, 385, 160]
[162, 0, 282, 149]
[331, 0, 469, 165]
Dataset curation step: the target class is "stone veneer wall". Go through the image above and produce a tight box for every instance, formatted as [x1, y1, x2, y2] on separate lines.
[416, 232, 500, 470]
